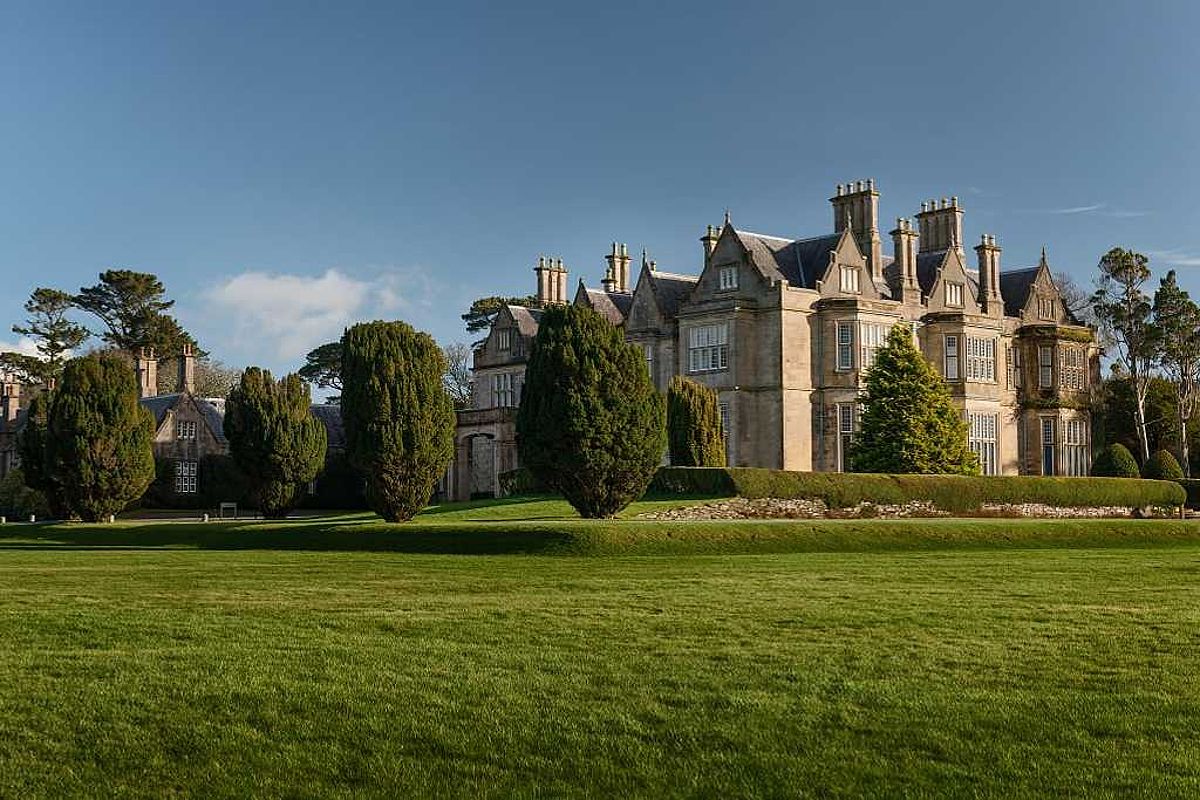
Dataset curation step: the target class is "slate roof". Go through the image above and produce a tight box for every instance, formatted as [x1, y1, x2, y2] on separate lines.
[507, 305, 543, 337]
[999, 267, 1039, 317]
[140, 393, 229, 445]
[309, 404, 346, 450]
[734, 230, 840, 290]
[915, 250, 947, 296]
[647, 270, 699, 318]
[580, 287, 633, 325]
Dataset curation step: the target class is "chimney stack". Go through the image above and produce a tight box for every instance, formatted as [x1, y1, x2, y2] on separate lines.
[829, 179, 882, 278]
[602, 243, 618, 293]
[534, 256, 552, 305]
[915, 195, 964, 254]
[178, 343, 196, 394]
[136, 347, 158, 399]
[554, 258, 568, 303]
[701, 224, 719, 266]
[890, 217, 920, 302]
[974, 234, 1003, 315]
[1, 379, 19, 424]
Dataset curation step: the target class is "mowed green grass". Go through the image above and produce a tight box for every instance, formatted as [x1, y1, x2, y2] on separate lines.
[1, 502, 1199, 797]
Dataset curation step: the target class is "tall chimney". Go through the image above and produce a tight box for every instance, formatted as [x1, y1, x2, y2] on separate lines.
[915, 196, 965, 254]
[617, 243, 631, 292]
[136, 347, 158, 399]
[974, 234, 1003, 315]
[178, 343, 196, 394]
[555, 258, 568, 303]
[829, 179, 882, 278]
[534, 256, 552, 305]
[1, 380, 19, 423]
[603, 242, 619, 293]
[701, 224, 719, 266]
[890, 217, 920, 302]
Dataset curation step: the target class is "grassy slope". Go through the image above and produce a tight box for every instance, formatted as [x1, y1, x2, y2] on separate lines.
[2, 501, 1199, 797]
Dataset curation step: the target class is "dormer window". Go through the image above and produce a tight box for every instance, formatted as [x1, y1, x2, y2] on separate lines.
[176, 420, 196, 441]
[839, 266, 860, 294]
[1038, 297, 1057, 320]
[496, 328, 512, 350]
[945, 282, 964, 307]
[718, 266, 738, 291]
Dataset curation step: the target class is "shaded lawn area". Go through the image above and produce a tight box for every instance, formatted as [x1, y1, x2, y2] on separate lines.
[1, 535, 1199, 797]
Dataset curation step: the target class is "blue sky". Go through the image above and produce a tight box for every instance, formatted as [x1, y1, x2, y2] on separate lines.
[2, 0, 1199, 373]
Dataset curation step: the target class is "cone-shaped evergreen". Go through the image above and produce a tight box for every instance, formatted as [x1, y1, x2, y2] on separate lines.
[224, 368, 328, 518]
[1092, 443, 1140, 477]
[667, 376, 726, 467]
[45, 354, 156, 521]
[850, 324, 979, 475]
[341, 321, 456, 522]
[517, 304, 666, 518]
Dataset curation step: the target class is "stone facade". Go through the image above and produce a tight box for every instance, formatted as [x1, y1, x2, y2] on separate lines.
[448, 181, 1100, 500]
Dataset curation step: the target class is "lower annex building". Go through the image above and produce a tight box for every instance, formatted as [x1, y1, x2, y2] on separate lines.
[447, 180, 1100, 501]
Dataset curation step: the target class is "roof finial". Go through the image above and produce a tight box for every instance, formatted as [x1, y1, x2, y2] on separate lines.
[642, 248, 649, 269]
[1040, 245, 1048, 266]
[723, 208, 731, 226]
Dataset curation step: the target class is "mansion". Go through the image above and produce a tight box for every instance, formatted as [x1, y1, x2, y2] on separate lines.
[448, 180, 1099, 500]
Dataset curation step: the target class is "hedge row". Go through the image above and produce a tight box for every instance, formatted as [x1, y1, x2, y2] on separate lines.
[649, 467, 1185, 512]
[1175, 479, 1200, 510]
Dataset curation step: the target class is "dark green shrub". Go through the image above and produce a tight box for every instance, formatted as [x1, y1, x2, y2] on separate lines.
[224, 368, 327, 518]
[667, 376, 726, 467]
[852, 325, 979, 474]
[649, 467, 1184, 510]
[1142, 449, 1184, 480]
[341, 321, 456, 522]
[45, 354, 156, 521]
[1092, 443, 1140, 477]
[301, 452, 368, 510]
[498, 468, 545, 496]
[1176, 479, 1200, 510]
[16, 392, 62, 516]
[517, 304, 666, 518]
[0, 469, 49, 519]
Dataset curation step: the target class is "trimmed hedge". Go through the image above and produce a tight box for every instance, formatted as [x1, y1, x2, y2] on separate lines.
[649, 467, 1185, 512]
[1143, 450, 1184, 480]
[1175, 479, 1200, 510]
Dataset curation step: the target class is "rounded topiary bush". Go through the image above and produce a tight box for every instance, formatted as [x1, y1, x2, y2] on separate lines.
[1142, 449, 1185, 480]
[1091, 443, 1140, 478]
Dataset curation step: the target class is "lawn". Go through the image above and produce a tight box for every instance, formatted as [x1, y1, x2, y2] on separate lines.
[1, 502, 1199, 797]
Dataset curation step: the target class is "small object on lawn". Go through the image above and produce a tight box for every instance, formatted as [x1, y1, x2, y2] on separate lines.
[203, 513, 210, 523]
[0, 516, 5, 525]
[108, 514, 115, 524]
[29, 514, 36, 523]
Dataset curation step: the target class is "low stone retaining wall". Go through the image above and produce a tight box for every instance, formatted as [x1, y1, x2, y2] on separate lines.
[636, 498, 1159, 521]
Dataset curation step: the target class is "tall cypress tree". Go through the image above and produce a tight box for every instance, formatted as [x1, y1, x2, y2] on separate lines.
[341, 321, 456, 522]
[517, 304, 666, 518]
[45, 354, 156, 521]
[667, 376, 726, 467]
[224, 368, 327, 518]
[851, 324, 979, 475]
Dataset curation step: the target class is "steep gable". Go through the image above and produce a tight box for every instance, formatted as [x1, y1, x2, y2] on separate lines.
[815, 229, 879, 299]
[924, 249, 980, 313]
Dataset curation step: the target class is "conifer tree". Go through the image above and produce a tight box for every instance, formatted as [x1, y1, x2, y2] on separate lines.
[1091, 442, 1140, 477]
[517, 304, 666, 518]
[667, 375, 726, 467]
[16, 391, 61, 516]
[224, 368, 327, 518]
[1152, 270, 1200, 476]
[341, 321, 456, 522]
[44, 354, 156, 521]
[850, 324, 979, 475]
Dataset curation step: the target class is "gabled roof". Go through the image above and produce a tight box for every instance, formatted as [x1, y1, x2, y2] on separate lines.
[646, 269, 699, 318]
[916, 250, 948, 296]
[506, 305, 543, 337]
[733, 230, 838, 290]
[141, 393, 228, 445]
[578, 287, 633, 325]
[999, 267, 1040, 317]
[309, 404, 346, 450]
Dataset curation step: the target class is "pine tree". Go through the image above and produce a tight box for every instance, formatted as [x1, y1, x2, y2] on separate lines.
[75, 269, 201, 357]
[44, 354, 156, 521]
[850, 324, 979, 475]
[0, 288, 91, 385]
[667, 376, 726, 467]
[517, 304, 666, 518]
[224, 368, 328, 518]
[341, 321, 456, 522]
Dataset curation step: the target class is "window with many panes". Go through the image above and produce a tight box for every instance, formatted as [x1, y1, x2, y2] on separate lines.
[859, 322, 885, 370]
[837, 403, 856, 472]
[642, 343, 654, 381]
[1039, 346, 1054, 388]
[840, 266, 860, 294]
[1041, 417, 1056, 475]
[718, 266, 738, 290]
[945, 282, 964, 307]
[1012, 346, 1023, 388]
[968, 412, 998, 475]
[176, 420, 196, 440]
[719, 402, 732, 464]
[175, 460, 198, 494]
[496, 328, 512, 350]
[944, 335, 960, 380]
[688, 324, 728, 373]
[1038, 297, 1057, 320]
[836, 322, 854, 370]
[1064, 417, 1088, 476]
[1060, 347, 1085, 390]
[965, 337, 996, 382]
[492, 372, 519, 407]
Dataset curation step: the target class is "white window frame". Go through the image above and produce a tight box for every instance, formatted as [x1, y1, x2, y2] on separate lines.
[965, 337, 996, 383]
[968, 412, 998, 475]
[718, 266, 738, 291]
[840, 266, 860, 294]
[176, 420, 197, 441]
[1039, 297, 1057, 320]
[859, 322, 885, 371]
[1041, 417, 1057, 476]
[1012, 346, 1023, 388]
[1064, 416, 1089, 476]
[496, 328, 512, 351]
[492, 372, 519, 408]
[836, 322, 854, 371]
[174, 460, 198, 494]
[837, 403, 856, 472]
[945, 282, 964, 307]
[1060, 347, 1085, 390]
[687, 324, 729, 374]
[944, 335, 959, 380]
[1038, 346, 1054, 388]
[642, 343, 654, 380]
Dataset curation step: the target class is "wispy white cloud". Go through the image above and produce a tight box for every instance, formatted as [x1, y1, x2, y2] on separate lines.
[198, 267, 438, 365]
[0, 337, 41, 357]
[1018, 203, 1148, 218]
[1148, 249, 1200, 268]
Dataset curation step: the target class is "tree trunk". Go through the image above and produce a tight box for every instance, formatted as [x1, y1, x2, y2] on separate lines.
[1181, 414, 1190, 478]
[1133, 375, 1151, 465]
